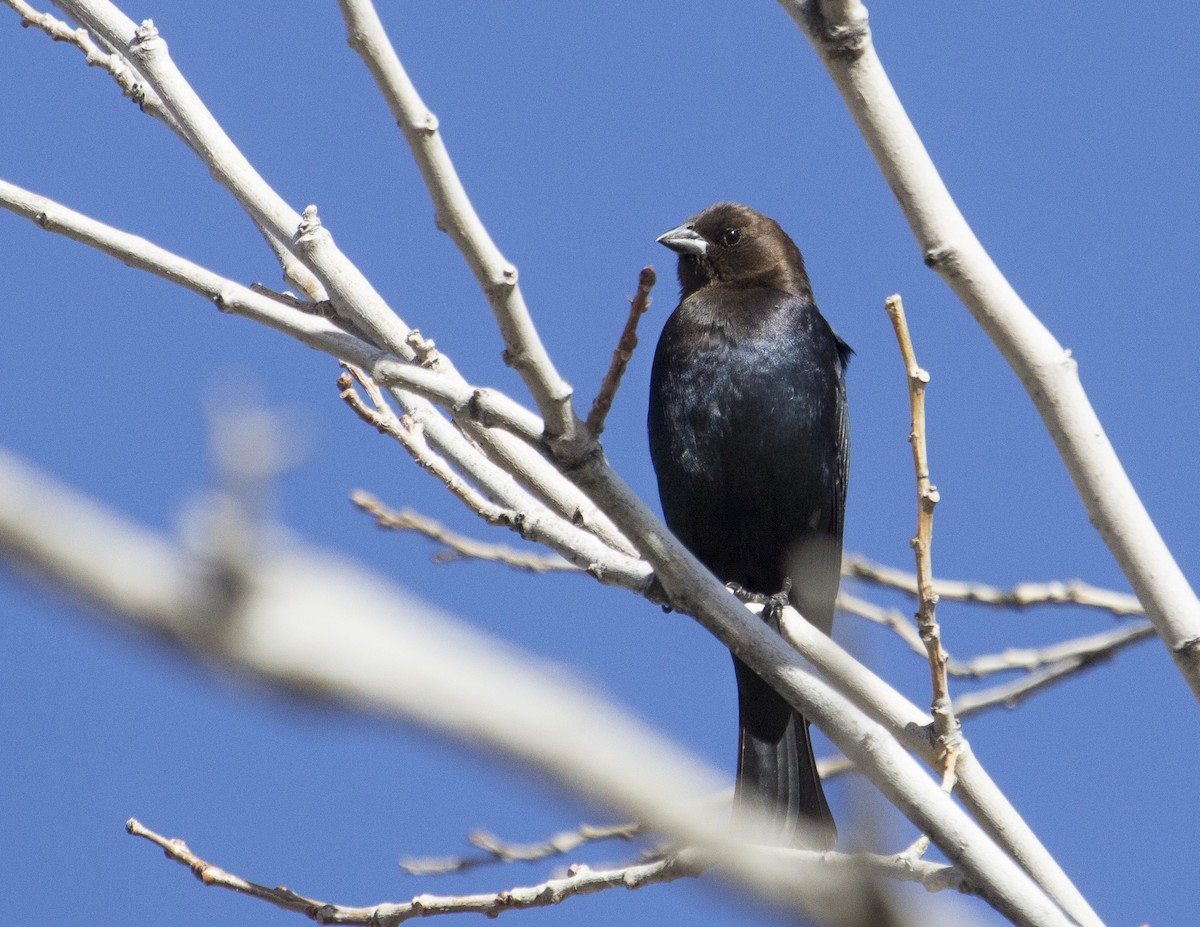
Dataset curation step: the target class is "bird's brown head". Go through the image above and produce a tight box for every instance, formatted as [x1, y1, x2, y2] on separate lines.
[656, 202, 813, 301]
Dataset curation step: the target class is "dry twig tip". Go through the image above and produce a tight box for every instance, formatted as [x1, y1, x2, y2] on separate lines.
[586, 267, 656, 437]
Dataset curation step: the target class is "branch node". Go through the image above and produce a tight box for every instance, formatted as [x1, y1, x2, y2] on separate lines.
[130, 19, 160, 50]
[295, 204, 323, 240]
[406, 328, 440, 366]
[801, 0, 870, 59]
[922, 245, 956, 270]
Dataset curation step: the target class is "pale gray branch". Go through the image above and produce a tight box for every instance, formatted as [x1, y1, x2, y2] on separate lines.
[400, 822, 643, 876]
[787, 0, 1200, 700]
[352, 491, 577, 574]
[0, 179, 647, 592]
[47, 0, 635, 556]
[335, 0, 578, 442]
[845, 555, 1145, 618]
[951, 622, 1154, 680]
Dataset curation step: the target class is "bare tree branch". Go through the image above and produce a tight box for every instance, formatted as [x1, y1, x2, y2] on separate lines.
[45, 0, 636, 557]
[586, 267, 657, 438]
[334, 0, 578, 441]
[352, 491, 576, 574]
[951, 622, 1154, 680]
[126, 818, 699, 925]
[785, 0, 1200, 699]
[3, 0, 177, 123]
[885, 293, 960, 796]
[845, 556, 1146, 618]
[400, 822, 643, 876]
[127, 818, 965, 923]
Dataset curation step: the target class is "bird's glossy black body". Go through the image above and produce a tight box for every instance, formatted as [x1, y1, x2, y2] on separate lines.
[649, 203, 849, 848]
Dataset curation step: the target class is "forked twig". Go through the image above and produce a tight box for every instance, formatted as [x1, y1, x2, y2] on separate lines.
[126, 818, 696, 924]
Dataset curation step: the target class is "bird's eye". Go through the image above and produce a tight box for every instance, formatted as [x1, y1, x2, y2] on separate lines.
[720, 228, 742, 247]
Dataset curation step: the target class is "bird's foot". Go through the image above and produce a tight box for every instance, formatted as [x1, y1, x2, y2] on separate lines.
[764, 578, 794, 626]
[726, 582, 769, 606]
[726, 579, 793, 629]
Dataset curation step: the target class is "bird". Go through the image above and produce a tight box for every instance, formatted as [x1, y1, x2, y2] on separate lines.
[648, 202, 850, 848]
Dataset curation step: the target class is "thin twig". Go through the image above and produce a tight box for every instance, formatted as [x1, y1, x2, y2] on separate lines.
[842, 585, 1153, 683]
[886, 293, 961, 795]
[586, 267, 656, 437]
[128, 816, 964, 925]
[401, 822, 643, 875]
[335, 365, 649, 590]
[4, 0, 177, 123]
[844, 555, 1145, 618]
[953, 623, 1154, 718]
[353, 491, 577, 574]
[126, 818, 698, 925]
[950, 621, 1155, 679]
[337, 366, 509, 522]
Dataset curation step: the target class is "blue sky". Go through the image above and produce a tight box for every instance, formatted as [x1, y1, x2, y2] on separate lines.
[2, 4, 1197, 926]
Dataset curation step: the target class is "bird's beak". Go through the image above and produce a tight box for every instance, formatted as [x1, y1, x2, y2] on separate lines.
[656, 224, 708, 256]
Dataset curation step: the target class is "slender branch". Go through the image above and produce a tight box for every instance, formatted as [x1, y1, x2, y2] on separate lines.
[336, 367, 643, 588]
[401, 822, 642, 876]
[126, 819, 699, 925]
[45, 1, 635, 556]
[0, 179, 647, 593]
[953, 621, 1154, 686]
[885, 294, 960, 792]
[335, 0, 578, 441]
[4, 0, 179, 123]
[586, 267, 656, 437]
[845, 555, 1145, 618]
[787, 0, 1200, 700]
[352, 491, 577, 574]
[337, 367, 501, 517]
[370, 359, 545, 447]
[127, 818, 965, 924]
[842, 583, 1153, 683]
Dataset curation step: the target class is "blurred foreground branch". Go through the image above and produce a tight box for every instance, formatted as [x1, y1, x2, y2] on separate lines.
[0, 447, 923, 926]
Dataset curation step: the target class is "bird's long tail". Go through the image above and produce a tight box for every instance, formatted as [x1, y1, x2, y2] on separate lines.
[731, 655, 837, 849]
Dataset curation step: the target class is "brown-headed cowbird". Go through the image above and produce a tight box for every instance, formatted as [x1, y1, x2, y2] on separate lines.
[649, 202, 850, 848]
